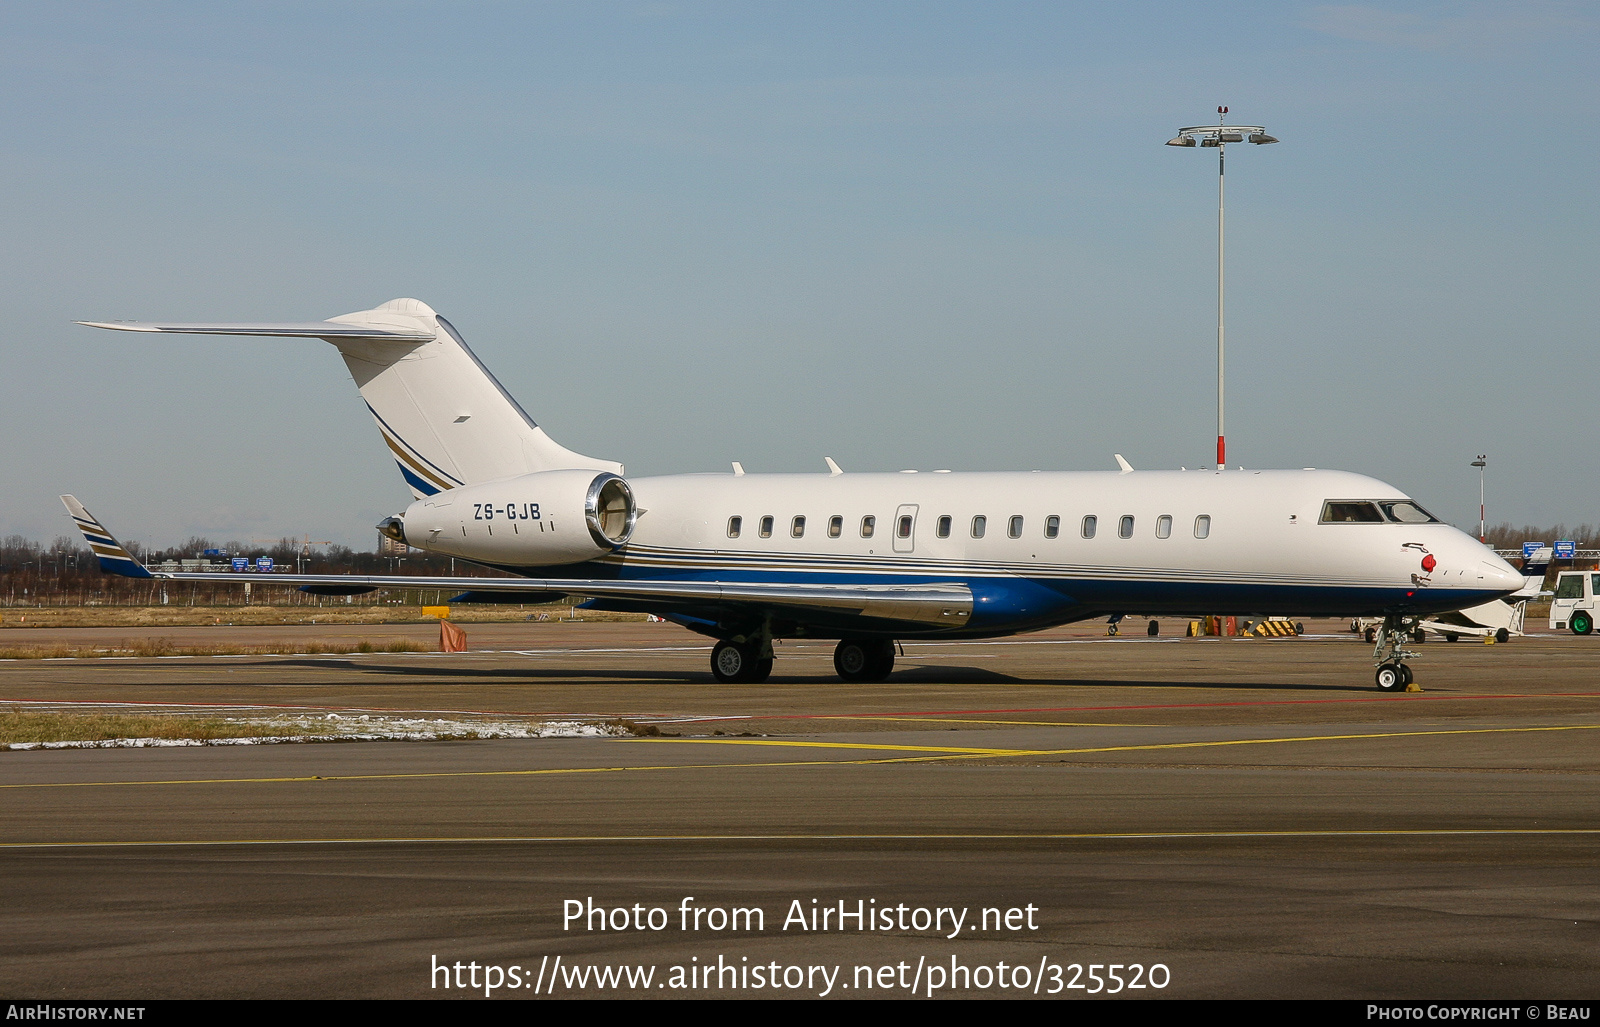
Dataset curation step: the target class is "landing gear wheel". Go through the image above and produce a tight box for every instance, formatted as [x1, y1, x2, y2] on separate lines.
[1400, 663, 1414, 686]
[1570, 611, 1593, 636]
[834, 638, 895, 683]
[711, 641, 763, 684]
[1375, 663, 1406, 692]
[1495, 628, 1511, 644]
[1147, 620, 1160, 637]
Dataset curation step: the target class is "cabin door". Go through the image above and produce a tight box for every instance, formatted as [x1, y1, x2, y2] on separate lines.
[893, 504, 918, 554]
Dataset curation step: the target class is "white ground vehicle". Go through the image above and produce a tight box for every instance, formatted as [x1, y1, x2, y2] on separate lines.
[1550, 571, 1599, 635]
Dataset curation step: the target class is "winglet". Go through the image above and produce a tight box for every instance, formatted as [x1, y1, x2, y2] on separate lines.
[59, 496, 153, 578]
[1114, 454, 1134, 474]
[824, 457, 843, 476]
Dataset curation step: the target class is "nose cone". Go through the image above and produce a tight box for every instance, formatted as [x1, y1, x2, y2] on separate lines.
[1480, 550, 1524, 596]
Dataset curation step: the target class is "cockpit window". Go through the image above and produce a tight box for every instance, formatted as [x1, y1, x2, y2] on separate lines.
[1379, 501, 1439, 524]
[1320, 501, 1384, 523]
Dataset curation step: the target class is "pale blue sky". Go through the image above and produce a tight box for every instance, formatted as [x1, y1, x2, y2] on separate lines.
[2, 2, 1595, 548]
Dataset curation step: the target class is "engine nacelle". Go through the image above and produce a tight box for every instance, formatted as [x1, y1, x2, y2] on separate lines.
[392, 469, 637, 566]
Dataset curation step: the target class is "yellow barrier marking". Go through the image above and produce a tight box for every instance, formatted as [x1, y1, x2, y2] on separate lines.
[2, 828, 1598, 850]
[3, 724, 1595, 791]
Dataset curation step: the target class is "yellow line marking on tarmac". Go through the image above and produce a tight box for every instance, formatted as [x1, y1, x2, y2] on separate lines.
[3, 723, 1596, 791]
[2, 828, 1598, 850]
[626, 737, 1020, 755]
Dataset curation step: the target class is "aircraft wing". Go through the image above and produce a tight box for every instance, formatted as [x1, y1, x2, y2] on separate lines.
[61, 496, 972, 629]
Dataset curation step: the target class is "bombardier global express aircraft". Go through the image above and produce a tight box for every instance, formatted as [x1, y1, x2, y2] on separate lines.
[69, 298, 1524, 690]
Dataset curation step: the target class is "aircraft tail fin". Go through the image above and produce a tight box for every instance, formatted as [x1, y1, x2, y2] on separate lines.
[77, 299, 622, 497]
[60, 495, 153, 578]
[1514, 546, 1553, 597]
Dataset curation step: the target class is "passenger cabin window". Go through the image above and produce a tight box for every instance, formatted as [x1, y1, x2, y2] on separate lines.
[828, 515, 842, 538]
[791, 515, 806, 538]
[971, 515, 987, 539]
[1082, 515, 1097, 539]
[1321, 501, 1384, 523]
[1008, 515, 1024, 539]
[936, 515, 952, 538]
[759, 516, 774, 538]
[727, 516, 742, 539]
[1156, 514, 1172, 539]
[897, 515, 913, 539]
[1044, 515, 1060, 539]
[1194, 514, 1211, 539]
[860, 515, 876, 538]
[1119, 515, 1135, 539]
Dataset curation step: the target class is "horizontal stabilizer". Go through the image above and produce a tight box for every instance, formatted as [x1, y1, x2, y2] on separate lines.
[75, 320, 435, 342]
[60, 495, 152, 578]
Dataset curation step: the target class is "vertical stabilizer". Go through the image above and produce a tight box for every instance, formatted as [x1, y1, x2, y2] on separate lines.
[326, 299, 621, 496]
[78, 298, 622, 497]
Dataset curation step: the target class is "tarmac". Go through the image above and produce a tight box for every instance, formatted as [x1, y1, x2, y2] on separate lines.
[1, 618, 1596, 999]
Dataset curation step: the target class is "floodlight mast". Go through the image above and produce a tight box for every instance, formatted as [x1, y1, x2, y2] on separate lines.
[1471, 455, 1487, 543]
[1167, 108, 1277, 470]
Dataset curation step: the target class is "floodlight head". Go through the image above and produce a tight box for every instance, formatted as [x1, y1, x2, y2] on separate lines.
[1218, 132, 1244, 143]
[1200, 137, 1220, 147]
[1248, 133, 1279, 144]
[1166, 135, 1196, 147]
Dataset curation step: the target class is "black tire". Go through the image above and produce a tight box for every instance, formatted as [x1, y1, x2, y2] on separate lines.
[1400, 663, 1414, 686]
[711, 640, 757, 684]
[1412, 628, 1426, 643]
[1363, 627, 1377, 644]
[1445, 633, 1460, 643]
[1107, 623, 1119, 636]
[1571, 611, 1593, 636]
[748, 657, 774, 684]
[1295, 622, 1305, 635]
[1375, 663, 1405, 692]
[1495, 628, 1511, 644]
[1147, 620, 1160, 637]
[834, 638, 894, 683]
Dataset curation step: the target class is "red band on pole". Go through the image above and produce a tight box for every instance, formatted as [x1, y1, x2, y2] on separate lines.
[1217, 436, 1226, 467]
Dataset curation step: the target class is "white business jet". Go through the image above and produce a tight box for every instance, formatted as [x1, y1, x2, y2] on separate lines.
[69, 298, 1524, 691]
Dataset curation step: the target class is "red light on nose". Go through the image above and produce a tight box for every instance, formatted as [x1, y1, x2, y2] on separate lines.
[1421, 555, 1437, 572]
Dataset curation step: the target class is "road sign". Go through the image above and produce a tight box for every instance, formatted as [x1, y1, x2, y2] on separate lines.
[256, 557, 274, 572]
[1523, 541, 1546, 559]
[1554, 540, 1577, 560]
[231, 558, 248, 572]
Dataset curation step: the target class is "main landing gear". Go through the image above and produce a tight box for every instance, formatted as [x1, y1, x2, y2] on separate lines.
[1371, 614, 1422, 692]
[711, 639, 773, 684]
[709, 635, 897, 684]
[833, 638, 896, 683]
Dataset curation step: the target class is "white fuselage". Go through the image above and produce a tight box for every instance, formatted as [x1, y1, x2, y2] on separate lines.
[412, 466, 1523, 638]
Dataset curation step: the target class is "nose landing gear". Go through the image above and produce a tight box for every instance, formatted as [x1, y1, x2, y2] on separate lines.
[1372, 614, 1421, 692]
